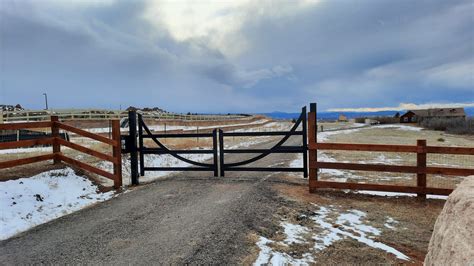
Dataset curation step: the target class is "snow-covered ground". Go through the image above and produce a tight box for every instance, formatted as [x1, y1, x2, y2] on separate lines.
[355, 190, 449, 200]
[254, 205, 409, 265]
[0, 167, 113, 240]
[0, 146, 52, 154]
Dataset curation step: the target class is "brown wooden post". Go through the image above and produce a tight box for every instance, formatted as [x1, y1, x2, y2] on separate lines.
[51, 116, 61, 164]
[417, 139, 427, 199]
[112, 120, 122, 189]
[308, 103, 318, 192]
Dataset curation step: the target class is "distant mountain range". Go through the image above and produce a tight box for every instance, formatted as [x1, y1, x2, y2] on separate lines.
[261, 107, 474, 120]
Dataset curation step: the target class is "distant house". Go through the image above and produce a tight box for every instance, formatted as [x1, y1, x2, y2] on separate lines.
[338, 114, 348, 122]
[400, 108, 466, 123]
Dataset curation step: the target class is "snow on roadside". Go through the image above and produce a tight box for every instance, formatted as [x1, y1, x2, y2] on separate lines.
[0, 167, 113, 240]
[311, 205, 409, 261]
[254, 236, 314, 266]
[254, 205, 408, 265]
[355, 190, 449, 200]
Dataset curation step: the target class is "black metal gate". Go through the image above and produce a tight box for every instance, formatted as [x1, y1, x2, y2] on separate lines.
[219, 107, 307, 177]
[123, 107, 308, 184]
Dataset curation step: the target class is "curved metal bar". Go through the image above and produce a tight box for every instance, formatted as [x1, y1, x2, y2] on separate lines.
[140, 116, 214, 168]
[225, 110, 304, 167]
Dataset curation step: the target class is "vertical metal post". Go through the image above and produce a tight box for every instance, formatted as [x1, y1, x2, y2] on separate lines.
[308, 103, 317, 192]
[219, 129, 225, 177]
[302, 106, 308, 178]
[212, 129, 218, 177]
[129, 110, 139, 185]
[417, 139, 427, 199]
[51, 116, 60, 164]
[138, 114, 145, 177]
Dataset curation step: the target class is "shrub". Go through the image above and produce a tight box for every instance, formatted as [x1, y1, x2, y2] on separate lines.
[370, 116, 399, 124]
[419, 117, 474, 135]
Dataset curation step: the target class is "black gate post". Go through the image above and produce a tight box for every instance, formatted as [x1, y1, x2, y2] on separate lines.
[218, 129, 225, 177]
[129, 110, 139, 185]
[138, 114, 145, 177]
[302, 106, 308, 177]
[212, 129, 218, 177]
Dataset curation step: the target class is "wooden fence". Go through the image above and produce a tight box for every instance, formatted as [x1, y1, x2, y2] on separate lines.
[0, 116, 122, 189]
[307, 103, 474, 198]
[0, 109, 250, 123]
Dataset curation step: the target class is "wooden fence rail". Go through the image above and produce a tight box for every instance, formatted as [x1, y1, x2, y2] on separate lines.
[0, 117, 122, 189]
[307, 103, 474, 198]
[0, 109, 251, 123]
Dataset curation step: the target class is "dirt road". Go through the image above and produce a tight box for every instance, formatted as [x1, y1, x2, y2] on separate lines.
[0, 138, 302, 264]
[0, 136, 444, 264]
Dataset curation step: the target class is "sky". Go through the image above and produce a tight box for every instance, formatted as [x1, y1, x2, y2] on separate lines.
[0, 0, 473, 113]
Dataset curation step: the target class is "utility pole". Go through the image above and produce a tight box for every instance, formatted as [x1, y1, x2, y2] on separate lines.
[43, 93, 48, 110]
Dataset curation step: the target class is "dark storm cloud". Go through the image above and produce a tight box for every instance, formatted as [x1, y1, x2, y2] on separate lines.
[0, 0, 472, 112]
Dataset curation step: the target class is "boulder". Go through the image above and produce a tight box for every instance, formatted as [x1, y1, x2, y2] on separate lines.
[424, 177, 474, 265]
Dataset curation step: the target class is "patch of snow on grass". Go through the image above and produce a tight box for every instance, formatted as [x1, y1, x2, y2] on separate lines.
[254, 236, 314, 266]
[0, 167, 113, 240]
[282, 222, 310, 245]
[384, 217, 398, 230]
[311, 205, 409, 261]
[356, 190, 449, 200]
[0, 146, 52, 154]
[290, 154, 303, 168]
[374, 124, 423, 131]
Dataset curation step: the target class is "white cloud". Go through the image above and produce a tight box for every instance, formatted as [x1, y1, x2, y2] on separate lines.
[328, 102, 474, 112]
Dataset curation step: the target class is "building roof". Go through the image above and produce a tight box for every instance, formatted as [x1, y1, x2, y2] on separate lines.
[408, 108, 466, 118]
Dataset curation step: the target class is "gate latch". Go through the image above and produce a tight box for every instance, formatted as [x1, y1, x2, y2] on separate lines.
[121, 135, 132, 153]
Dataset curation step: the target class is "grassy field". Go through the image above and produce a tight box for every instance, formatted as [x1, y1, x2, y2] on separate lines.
[316, 124, 474, 190]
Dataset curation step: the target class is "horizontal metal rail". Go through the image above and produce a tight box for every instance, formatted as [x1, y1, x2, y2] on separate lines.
[222, 131, 303, 137]
[141, 148, 214, 154]
[142, 133, 214, 138]
[143, 167, 215, 171]
[223, 167, 305, 172]
[223, 146, 304, 154]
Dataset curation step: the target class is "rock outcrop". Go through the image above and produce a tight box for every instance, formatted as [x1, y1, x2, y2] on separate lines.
[424, 177, 474, 265]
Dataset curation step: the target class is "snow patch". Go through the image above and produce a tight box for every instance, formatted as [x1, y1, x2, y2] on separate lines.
[356, 190, 449, 200]
[311, 205, 409, 261]
[0, 167, 113, 240]
[254, 236, 314, 266]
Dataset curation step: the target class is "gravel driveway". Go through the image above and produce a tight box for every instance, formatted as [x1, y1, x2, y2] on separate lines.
[0, 137, 303, 264]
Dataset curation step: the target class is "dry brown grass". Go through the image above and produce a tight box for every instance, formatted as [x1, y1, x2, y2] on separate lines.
[318, 125, 473, 190]
[273, 183, 445, 264]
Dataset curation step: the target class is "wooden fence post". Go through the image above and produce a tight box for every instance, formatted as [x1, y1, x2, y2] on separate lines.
[112, 120, 122, 189]
[51, 116, 61, 164]
[308, 103, 318, 192]
[417, 139, 427, 199]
